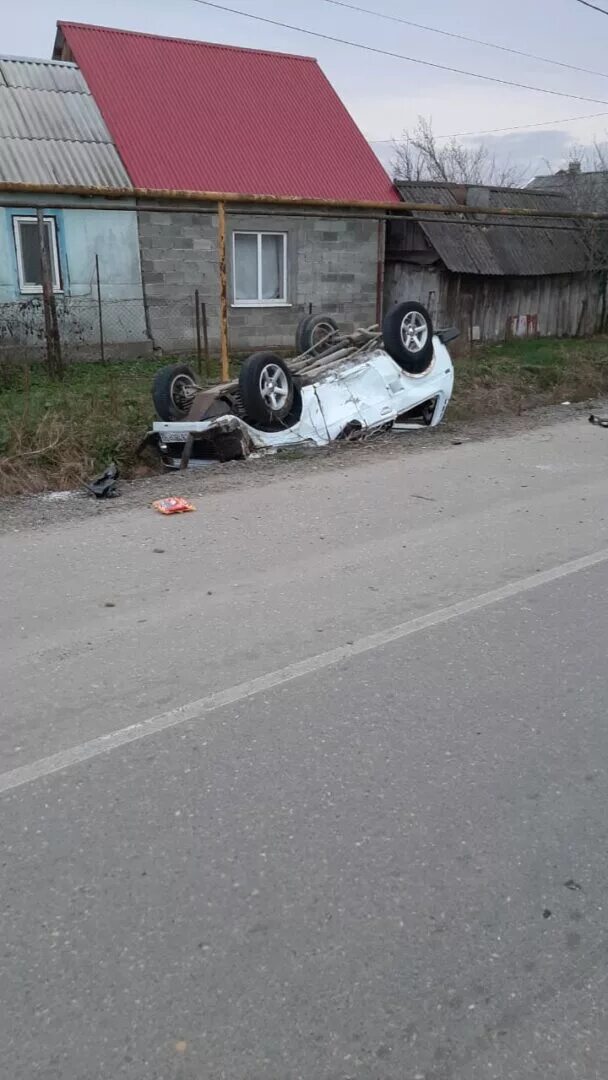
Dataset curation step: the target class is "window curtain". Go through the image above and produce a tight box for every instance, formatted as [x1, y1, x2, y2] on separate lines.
[261, 235, 283, 300]
[234, 234, 258, 300]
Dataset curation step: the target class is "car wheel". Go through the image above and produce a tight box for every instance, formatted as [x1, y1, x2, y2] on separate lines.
[295, 314, 313, 354]
[382, 302, 434, 374]
[297, 314, 339, 356]
[152, 364, 198, 420]
[239, 352, 295, 424]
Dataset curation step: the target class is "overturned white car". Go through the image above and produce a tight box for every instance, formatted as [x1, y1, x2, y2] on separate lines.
[148, 302, 457, 467]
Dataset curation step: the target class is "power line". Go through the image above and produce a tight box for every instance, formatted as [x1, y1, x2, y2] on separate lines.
[371, 109, 608, 144]
[576, 0, 608, 13]
[317, 0, 608, 82]
[436, 111, 608, 140]
[188, 0, 608, 107]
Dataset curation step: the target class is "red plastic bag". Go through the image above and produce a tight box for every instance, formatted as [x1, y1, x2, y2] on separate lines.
[152, 497, 196, 515]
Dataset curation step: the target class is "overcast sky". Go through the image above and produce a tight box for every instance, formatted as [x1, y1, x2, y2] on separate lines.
[5, 0, 608, 178]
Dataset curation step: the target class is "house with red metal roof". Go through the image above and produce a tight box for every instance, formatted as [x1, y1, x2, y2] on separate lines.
[51, 21, 397, 354]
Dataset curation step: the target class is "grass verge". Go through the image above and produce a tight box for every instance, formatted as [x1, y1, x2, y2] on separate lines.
[1, 338, 608, 496]
[451, 337, 608, 420]
[0, 358, 196, 497]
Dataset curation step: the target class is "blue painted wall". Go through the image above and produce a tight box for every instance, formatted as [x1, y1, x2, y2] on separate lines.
[0, 202, 149, 356]
[61, 209, 145, 304]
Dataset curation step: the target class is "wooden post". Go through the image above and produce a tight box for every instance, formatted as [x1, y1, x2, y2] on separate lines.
[194, 287, 202, 376]
[217, 200, 229, 383]
[95, 253, 106, 363]
[201, 301, 211, 379]
[37, 209, 63, 377]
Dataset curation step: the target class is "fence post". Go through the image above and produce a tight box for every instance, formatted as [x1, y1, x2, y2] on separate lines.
[201, 301, 211, 379]
[95, 253, 106, 363]
[217, 200, 229, 383]
[195, 287, 202, 376]
[37, 209, 63, 378]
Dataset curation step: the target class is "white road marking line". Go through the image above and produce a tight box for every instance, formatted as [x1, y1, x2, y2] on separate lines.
[2, 546, 608, 797]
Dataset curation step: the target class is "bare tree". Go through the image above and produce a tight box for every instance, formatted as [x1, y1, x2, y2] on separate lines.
[560, 143, 608, 212]
[542, 142, 608, 329]
[567, 140, 608, 173]
[392, 117, 526, 187]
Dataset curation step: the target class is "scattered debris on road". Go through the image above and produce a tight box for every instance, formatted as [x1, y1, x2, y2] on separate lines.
[85, 462, 120, 499]
[589, 413, 608, 428]
[152, 497, 196, 515]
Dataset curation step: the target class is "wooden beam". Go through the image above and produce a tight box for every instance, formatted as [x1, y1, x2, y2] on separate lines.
[217, 200, 229, 383]
[3, 181, 608, 222]
[37, 209, 63, 378]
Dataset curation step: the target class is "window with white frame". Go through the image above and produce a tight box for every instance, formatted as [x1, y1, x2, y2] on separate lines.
[13, 216, 62, 293]
[233, 232, 287, 305]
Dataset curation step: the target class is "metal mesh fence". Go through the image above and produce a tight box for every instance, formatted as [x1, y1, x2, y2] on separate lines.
[0, 283, 212, 368]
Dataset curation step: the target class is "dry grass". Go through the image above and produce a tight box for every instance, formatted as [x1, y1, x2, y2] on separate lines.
[450, 337, 608, 420]
[2, 337, 608, 496]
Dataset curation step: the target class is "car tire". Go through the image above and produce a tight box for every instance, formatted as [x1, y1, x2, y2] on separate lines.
[382, 302, 434, 374]
[295, 314, 313, 354]
[239, 352, 295, 424]
[152, 363, 198, 420]
[297, 314, 339, 356]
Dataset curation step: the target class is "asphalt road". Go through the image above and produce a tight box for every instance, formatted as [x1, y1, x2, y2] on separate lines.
[2, 415, 608, 1079]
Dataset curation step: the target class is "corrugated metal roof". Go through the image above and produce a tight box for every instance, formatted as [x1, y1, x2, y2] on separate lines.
[0, 56, 130, 189]
[528, 169, 608, 216]
[58, 21, 399, 202]
[0, 139, 130, 187]
[0, 86, 112, 143]
[0, 57, 87, 93]
[527, 173, 568, 193]
[394, 181, 589, 276]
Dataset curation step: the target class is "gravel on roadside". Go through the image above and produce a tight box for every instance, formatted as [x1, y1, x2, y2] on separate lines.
[1, 398, 604, 535]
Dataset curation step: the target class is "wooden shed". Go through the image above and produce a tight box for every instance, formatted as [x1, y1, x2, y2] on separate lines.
[384, 181, 606, 344]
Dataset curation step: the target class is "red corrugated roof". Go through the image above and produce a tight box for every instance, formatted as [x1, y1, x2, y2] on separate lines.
[57, 21, 399, 203]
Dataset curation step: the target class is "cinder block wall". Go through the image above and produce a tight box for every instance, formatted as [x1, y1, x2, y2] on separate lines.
[137, 205, 381, 354]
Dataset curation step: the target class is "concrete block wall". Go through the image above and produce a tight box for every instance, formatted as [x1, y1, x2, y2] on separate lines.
[137, 209, 219, 353]
[137, 205, 381, 355]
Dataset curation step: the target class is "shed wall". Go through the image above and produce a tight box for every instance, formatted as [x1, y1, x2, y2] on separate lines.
[385, 261, 606, 343]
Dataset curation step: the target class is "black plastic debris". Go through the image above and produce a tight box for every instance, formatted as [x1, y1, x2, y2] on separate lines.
[589, 414, 608, 428]
[85, 462, 120, 499]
